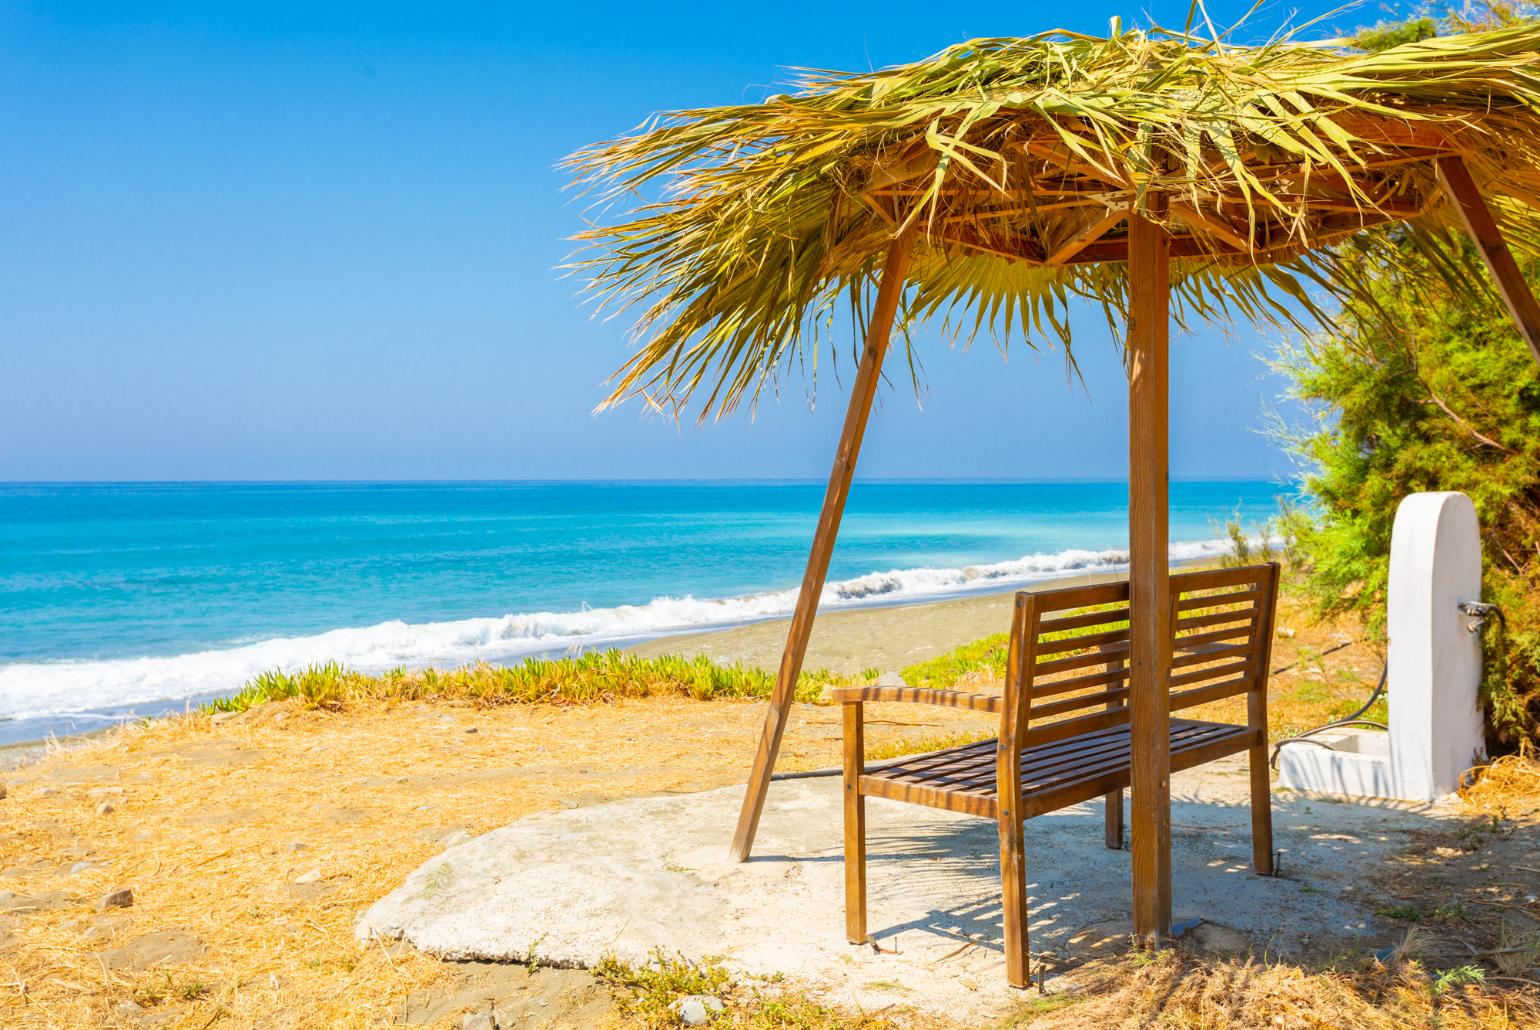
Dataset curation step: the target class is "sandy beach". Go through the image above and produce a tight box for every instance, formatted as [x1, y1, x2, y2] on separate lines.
[629, 570, 1126, 675]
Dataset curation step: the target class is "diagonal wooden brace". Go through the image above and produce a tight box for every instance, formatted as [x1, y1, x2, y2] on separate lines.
[1436, 156, 1540, 367]
[728, 226, 918, 863]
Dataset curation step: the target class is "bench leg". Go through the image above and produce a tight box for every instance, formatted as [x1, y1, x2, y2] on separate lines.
[1103, 788, 1124, 850]
[1249, 740, 1274, 875]
[998, 810, 1029, 988]
[1103, 661, 1127, 852]
[843, 702, 868, 944]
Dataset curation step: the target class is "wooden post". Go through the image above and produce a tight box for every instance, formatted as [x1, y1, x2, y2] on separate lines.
[1436, 155, 1540, 367]
[729, 227, 917, 862]
[1127, 205, 1172, 944]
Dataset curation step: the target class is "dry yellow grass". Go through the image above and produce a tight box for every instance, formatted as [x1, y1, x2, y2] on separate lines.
[1462, 745, 1540, 820]
[1007, 949, 1540, 1029]
[0, 694, 985, 1029]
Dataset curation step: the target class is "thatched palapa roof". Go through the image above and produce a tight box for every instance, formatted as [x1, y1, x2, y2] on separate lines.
[567, 20, 1540, 415]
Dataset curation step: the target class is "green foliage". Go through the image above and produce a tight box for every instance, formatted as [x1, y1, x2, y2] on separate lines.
[1216, 509, 1287, 568]
[1432, 964, 1487, 995]
[208, 651, 838, 715]
[900, 633, 1010, 689]
[594, 950, 904, 1029]
[1276, 9, 1540, 748]
[1353, 17, 1439, 53]
[594, 950, 730, 1027]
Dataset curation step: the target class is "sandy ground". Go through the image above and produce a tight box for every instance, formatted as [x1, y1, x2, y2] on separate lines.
[629, 591, 1024, 675]
[0, 586, 1532, 1028]
[628, 576, 1124, 676]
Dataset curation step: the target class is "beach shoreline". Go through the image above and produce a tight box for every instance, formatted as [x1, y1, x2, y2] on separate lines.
[0, 584, 1034, 758]
[0, 563, 1189, 756]
[627, 566, 1134, 674]
[3, 479, 1283, 733]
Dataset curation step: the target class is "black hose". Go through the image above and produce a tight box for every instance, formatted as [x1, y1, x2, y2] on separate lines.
[1270, 664, 1388, 769]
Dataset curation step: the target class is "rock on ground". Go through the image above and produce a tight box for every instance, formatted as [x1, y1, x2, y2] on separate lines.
[98, 928, 205, 973]
[669, 994, 725, 1025]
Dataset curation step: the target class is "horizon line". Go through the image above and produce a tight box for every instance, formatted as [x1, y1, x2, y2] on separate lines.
[0, 475, 1298, 486]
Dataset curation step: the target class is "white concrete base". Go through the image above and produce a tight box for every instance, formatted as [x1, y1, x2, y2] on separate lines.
[1277, 730, 1396, 798]
[360, 761, 1455, 1022]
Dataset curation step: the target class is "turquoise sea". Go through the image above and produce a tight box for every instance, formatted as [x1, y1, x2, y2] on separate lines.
[0, 480, 1289, 742]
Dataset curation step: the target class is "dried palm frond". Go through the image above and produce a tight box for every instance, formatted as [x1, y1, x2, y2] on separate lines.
[566, 16, 1540, 417]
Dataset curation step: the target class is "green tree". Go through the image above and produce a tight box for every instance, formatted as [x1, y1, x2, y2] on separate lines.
[1278, 7, 1540, 747]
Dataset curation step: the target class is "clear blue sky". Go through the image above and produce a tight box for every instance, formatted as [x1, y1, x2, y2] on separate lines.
[0, 2, 1402, 482]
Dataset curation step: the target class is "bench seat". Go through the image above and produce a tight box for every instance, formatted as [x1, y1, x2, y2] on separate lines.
[861, 719, 1258, 819]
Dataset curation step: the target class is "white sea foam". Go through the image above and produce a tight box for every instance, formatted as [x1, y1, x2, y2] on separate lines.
[0, 537, 1245, 721]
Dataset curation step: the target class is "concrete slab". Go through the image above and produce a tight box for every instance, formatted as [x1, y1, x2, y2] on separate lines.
[358, 757, 1458, 1022]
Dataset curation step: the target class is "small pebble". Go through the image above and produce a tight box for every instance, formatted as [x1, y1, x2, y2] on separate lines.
[465, 727, 479, 734]
[96, 801, 115, 816]
[68, 862, 96, 875]
[116, 1000, 146, 1017]
[460, 1010, 497, 1030]
[668, 995, 724, 1026]
[293, 868, 323, 885]
[287, 842, 308, 852]
[97, 887, 134, 911]
[0, 779, 8, 801]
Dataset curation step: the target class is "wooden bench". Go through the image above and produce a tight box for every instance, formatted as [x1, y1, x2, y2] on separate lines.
[833, 563, 1280, 987]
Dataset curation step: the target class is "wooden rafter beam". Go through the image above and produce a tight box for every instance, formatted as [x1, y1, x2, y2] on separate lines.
[1436, 154, 1540, 367]
[1045, 206, 1129, 265]
[1021, 136, 1131, 190]
[1169, 203, 1252, 254]
[1325, 112, 1462, 152]
[943, 195, 1124, 224]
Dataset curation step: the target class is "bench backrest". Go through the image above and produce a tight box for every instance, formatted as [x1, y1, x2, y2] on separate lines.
[1001, 563, 1280, 751]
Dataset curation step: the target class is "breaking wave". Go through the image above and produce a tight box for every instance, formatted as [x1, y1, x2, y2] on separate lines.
[0, 537, 1238, 721]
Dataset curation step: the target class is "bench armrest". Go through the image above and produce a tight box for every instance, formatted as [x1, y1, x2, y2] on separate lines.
[830, 685, 1002, 713]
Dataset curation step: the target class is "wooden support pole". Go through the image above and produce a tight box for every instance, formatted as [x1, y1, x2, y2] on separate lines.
[729, 227, 917, 863]
[1127, 205, 1172, 944]
[1436, 155, 1540, 367]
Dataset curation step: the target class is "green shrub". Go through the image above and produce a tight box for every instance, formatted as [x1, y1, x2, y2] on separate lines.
[1269, 12, 1540, 749]
[208, 651, 838, 714]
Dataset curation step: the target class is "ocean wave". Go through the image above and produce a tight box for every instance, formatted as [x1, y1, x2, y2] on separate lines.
[0, 537, 1241, 720]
